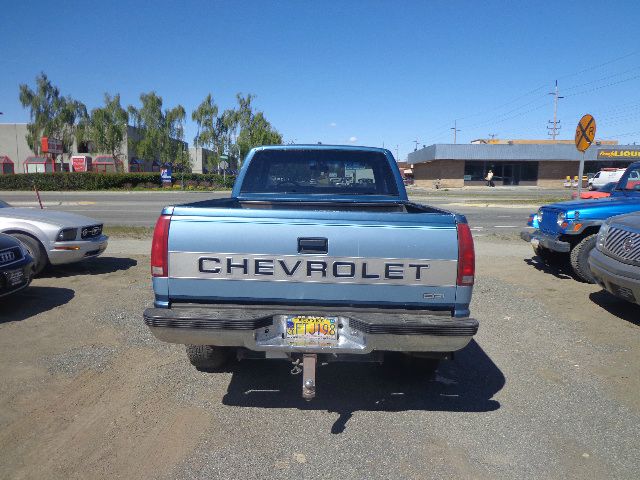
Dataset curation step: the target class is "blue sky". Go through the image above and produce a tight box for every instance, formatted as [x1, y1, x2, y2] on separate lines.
[1, 0, 639, 161]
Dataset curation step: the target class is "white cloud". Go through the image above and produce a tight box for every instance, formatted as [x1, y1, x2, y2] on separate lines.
[329, 122, 337, 127]
[348, 136, 357, 143]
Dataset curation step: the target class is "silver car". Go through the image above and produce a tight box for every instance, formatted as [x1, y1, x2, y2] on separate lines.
[589, 212, 640, 305]
[0, 199, 109, 274]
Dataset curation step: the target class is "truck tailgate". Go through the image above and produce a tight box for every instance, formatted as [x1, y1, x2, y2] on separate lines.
[166, 208, 459, 309]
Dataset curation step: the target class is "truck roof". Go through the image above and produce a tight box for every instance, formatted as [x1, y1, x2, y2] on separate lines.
[251, 144, 393, 154]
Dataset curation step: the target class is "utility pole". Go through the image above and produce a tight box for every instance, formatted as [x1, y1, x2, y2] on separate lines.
[547, 80, 564, 140]
[451, 120, 460, 144]
[413, 139, 419, 151]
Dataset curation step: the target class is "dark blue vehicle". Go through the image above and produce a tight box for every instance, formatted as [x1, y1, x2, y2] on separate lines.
[521, 161, 640, 282]
[0, 233, 34, 298]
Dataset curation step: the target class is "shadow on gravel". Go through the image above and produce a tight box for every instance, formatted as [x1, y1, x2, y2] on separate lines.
[1, 286, 75, 323]
[589, 290, 640, 326]
[40, 256, 138, 278]
[222, 340, 504, 434]
[524, 255, 575, 280]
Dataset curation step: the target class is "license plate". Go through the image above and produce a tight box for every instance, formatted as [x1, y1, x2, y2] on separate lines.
[286, 316, 338, 341]
[4, 269, 25, 287]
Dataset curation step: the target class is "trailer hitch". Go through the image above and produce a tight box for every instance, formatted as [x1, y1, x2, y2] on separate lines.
[301, 354, 317, 401]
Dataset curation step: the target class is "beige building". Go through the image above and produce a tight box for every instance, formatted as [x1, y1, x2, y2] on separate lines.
[0, 123, 186, 173]
[407, 141, 640, 188]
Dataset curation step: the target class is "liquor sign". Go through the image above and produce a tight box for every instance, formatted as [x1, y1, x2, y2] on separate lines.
[41, 137, 63, 154]
[598, 149, 640, 159]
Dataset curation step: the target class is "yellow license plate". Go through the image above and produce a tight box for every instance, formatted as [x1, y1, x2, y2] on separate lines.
[286, 316, 338, 341]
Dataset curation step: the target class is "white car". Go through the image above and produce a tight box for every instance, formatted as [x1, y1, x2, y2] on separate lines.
[588, 168, 627, 190]
[0, 199, 108, 274]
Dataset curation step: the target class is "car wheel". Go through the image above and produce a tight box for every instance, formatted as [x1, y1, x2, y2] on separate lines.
[186, 345, 231, 372]
[588, 184, 595, 191]
[569, 234, 597, 283]
[11, 233, 47, 275]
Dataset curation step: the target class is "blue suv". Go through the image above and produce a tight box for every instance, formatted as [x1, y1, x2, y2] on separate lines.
[521, 161, 640, 282]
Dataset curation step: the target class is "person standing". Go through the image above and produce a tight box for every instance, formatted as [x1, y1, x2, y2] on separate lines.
[485, 169, 495, 187]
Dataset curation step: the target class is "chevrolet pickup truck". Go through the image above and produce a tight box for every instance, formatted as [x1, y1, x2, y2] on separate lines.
[143, 145, 477, 399]
[521, 161, 640, 283]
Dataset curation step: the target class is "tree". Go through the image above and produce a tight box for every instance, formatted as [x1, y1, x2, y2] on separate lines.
[19, 72, 87, 159]
[83, 93, 128, 166]
[128, 92, 164, 162]
[233, 93, 282, 161]
[128, 92, 190, 171]
[192, 94, 219, 149]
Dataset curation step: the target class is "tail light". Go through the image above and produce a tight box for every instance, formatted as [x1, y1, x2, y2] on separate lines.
[456, 223, 475, 286]
[151, 215, 171, 277]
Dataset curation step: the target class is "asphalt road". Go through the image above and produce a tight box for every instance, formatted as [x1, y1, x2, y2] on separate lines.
[1, 188, 567, 235]
[1, 238, 638, 479]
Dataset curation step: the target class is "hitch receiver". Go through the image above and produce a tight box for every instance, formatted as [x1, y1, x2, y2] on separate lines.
[302, 354, 317, 401]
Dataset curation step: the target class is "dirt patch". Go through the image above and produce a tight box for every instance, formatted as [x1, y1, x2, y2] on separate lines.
[0, 240, 638, 479]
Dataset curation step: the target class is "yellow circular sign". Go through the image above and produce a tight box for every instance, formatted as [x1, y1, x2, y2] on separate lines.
[575, 114, 596, 152]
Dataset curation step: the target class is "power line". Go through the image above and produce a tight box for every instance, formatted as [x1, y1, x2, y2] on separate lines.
[564, 73, 640, 98]
[562, 65, 640, 93]
[410, 51, 640, 146]
[556, 50, 640, 81]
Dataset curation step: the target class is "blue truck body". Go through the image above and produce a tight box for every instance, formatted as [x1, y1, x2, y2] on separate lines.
[522, 161, 640, 282]
[144, 145, 478, 398]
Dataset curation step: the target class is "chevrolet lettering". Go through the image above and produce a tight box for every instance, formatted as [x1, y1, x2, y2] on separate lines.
[143, 145, 478, 400]
[187, 254, 448, 285]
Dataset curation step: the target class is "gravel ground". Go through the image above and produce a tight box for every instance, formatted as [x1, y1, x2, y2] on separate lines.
[0, 238, 638, 479]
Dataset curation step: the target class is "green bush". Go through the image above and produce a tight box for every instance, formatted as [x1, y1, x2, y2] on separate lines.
[0, 172, 235, 191]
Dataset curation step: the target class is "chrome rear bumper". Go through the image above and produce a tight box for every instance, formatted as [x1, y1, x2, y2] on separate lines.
[143, 304, 478, 354]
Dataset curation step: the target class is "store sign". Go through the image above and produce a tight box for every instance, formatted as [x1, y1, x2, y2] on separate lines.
[598, 149, 640, 159]
[41, 137, 63, 154]
[72, 156, 88, 172]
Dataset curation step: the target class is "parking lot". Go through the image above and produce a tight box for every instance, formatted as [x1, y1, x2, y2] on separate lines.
[1, 191, 639, 479]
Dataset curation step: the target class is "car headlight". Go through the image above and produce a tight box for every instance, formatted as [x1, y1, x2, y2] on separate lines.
[556, 212, 566, 226]
[57, 228, 78, 241]
[596, 222, 610, 251]
[536, 209, 543, 223]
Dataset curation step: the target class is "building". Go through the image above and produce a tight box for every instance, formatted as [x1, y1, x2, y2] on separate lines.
[0, 123, 187, 173]
[407, 141, 640, 188]
[189, 147, 217, 174]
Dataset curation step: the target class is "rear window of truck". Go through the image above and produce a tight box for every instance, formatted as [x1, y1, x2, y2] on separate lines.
[239, 149, 400, 196]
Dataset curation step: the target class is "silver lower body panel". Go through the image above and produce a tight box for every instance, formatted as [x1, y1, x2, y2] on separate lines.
[143, 304, 478, 354]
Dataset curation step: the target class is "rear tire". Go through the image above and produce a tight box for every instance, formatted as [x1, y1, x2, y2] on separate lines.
[569, 234, 597, 283]
[11, 233, 47, 275]
[186, 345, 231, 372]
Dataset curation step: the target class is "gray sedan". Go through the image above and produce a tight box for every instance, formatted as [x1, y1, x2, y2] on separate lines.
[589, 211, 640, 305]
[0, 199, 108, 274]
